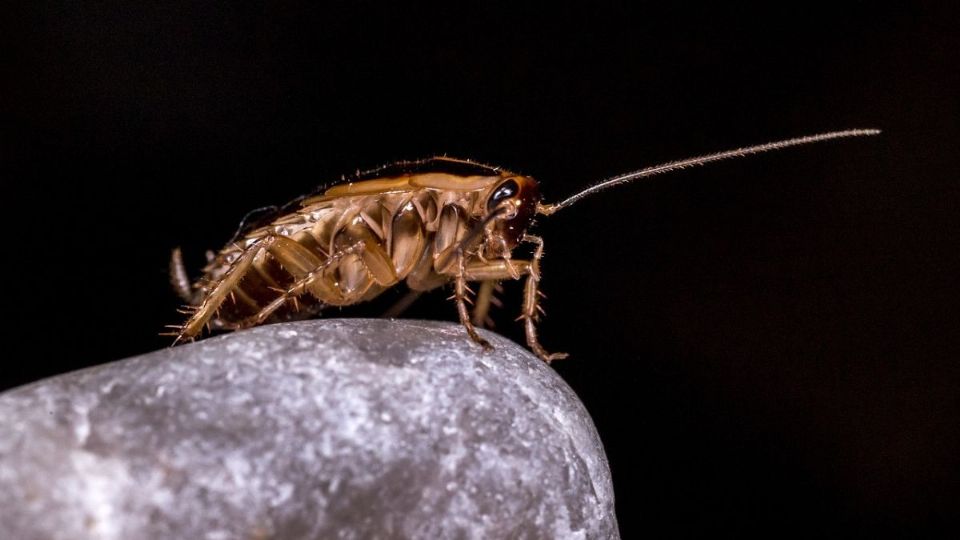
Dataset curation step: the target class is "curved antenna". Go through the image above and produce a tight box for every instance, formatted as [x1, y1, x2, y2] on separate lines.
[537, 129, 881, 215]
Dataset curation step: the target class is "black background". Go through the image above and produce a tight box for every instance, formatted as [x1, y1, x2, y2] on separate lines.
[4, 2, 958, 537]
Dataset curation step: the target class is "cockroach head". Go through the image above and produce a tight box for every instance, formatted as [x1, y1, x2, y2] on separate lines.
[484, 174, 541, 252]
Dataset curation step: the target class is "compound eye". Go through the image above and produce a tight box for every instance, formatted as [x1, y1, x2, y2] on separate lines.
[487, 179, 519, 212]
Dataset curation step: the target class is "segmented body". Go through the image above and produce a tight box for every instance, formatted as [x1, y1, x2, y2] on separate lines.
[172, 157, 561, 360]
[200, 179, 481, 325]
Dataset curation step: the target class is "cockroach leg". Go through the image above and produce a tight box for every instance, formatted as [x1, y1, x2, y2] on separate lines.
[471, 280, 498, 328]
[455, 250, 493, 350]
[521, 234, 568, 363]
[448, 253, 562, 362]
[176, 235, 279, 343]
[233, 241, 365, 328]
[169, 247, 197, 304]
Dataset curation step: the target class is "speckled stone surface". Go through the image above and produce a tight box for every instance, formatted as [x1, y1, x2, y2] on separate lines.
[0, 319, 619, 540]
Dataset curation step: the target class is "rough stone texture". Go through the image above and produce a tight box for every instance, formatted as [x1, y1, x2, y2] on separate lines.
[0, 319, 618, 540]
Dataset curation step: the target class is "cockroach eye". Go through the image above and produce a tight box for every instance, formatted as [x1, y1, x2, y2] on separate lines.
[487, 179, 519, 211]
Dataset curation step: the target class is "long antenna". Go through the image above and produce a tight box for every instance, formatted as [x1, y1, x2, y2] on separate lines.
[537, 129, 881, 215]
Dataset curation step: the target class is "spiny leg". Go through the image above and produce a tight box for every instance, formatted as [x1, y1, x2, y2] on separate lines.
[231, 241, 365, 328]
[520, 234, 568, 363]
[438, 255, 564, 362]
[173, 235, 277, 343]
[454, 250, 492, 350]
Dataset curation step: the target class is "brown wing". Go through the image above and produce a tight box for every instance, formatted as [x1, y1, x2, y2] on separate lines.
[355, 156, 508, 180]
[299, 157, 511, 206]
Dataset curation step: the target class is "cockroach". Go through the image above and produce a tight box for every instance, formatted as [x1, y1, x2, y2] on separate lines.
[167, 129, 879, 362]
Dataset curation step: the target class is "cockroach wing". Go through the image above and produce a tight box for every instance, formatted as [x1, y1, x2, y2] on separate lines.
[298, 157, 510, 206]
[299, 177, 419, 206]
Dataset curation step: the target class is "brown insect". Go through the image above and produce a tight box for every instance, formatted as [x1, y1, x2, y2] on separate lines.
[168, 129, 879, 362]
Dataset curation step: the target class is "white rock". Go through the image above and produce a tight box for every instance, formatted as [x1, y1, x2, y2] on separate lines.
[0, 319, 619, 539]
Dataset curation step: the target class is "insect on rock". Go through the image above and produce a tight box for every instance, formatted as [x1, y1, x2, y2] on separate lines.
[168, 129, 879, 362]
